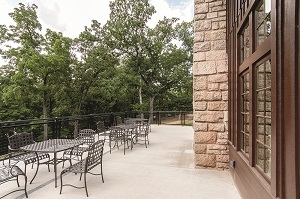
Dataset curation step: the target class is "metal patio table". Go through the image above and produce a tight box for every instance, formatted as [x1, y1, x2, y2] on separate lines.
[20, 139, 84, 188]
[110, 125, 138, 155]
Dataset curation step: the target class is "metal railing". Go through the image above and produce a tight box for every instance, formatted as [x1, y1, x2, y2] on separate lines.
[0, 111, 193, 157]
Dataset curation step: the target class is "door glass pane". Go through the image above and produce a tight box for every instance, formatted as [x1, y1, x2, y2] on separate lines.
[240, 23, 250, 62]
[256, 59, 271, 177]
[256, 0, 271, 47]
[241, 73, 250, 156]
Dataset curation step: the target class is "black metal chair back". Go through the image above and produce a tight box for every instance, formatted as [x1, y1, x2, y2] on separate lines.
[7, 132, 34, 150]
[85, 140, 104, 171]
[96, 121, 105, 133]
[78, 129, 95, 145]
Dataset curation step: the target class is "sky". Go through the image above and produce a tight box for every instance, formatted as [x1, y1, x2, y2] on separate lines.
[0, 0, 194, 65]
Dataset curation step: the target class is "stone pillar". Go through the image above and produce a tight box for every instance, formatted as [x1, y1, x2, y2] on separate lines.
[193, 0, 228, 169]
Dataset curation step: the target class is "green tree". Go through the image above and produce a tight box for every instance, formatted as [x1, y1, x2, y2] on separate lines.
[103, 0, 155, 116]
[0, 3, 73, 139]
[65, 20, 118, 136]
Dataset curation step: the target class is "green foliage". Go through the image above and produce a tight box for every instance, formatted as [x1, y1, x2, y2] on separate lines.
[0, 1, 193, 122]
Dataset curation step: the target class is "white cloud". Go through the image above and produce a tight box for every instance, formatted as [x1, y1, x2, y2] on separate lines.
[0, 0, 194, 65]
[149, 0, 194, 27]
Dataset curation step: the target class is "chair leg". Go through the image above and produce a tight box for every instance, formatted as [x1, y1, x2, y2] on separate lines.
[16, 175, 20, 187]
[47, 157, 51, 172]
[30, 161, 40, 184]
[84, 173, 89, 197]
[24, 174, 28, 198]
[59, 172, 63, 194]
[101, 161, 104, 183]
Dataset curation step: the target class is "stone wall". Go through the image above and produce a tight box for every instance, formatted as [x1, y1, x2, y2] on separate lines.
[193, 0, 228, 169]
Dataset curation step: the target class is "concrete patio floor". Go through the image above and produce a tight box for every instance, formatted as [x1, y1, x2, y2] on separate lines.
[2, 125, 241, 199]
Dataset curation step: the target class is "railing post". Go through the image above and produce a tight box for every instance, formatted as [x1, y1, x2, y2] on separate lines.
[158, 111, 161, 125]
[53, 117, 60, 139]
[87, 114, 94, 129]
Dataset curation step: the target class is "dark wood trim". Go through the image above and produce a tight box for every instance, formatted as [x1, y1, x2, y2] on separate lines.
[282, 0, 297, 198]
[234, 25, 238, 148]
[297, 2, 300, 198]
[271, 0, 280, 196]
[229, 144, 276, 199]
[226, 0, 300, 198]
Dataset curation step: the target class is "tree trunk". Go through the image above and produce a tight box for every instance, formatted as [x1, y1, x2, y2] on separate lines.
[74, 120, 79, 138]
[43, 95, 48, 140]
[149, 96, 155, 123]
[139, 74, 144, 118]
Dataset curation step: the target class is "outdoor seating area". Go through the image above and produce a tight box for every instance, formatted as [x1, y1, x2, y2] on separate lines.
[0, 125, 240, 199]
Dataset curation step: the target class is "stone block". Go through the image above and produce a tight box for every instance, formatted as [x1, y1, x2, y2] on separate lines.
[195, 154, 216, 167]
[219, 83, 228, 90]
[219, 21, 226, 28]
[194, 52, 206, 62]
[208, 83, 219, 91]
[216, 139, 228, 145]
[211, 5, 226, 12]
[195, 20, 212, 31]
[207, 148, 221, 155]
[211, 41, 226, 50]
[205, 30, 226, 41]
[208, 123, 225, 132]
[207, 12, 218, 19]
[224, 121, 228, 131]
[223, 111, 228, 122]
[195, 3, 209, 14]
[194, 76, 207, 90]
[212, 22, 219, 30]
[206, 50, 227, 61]
[216, 162, 229, 169]
[205, 0, 217, 2]
[222, 91, 228, 100]
[193, 61, 216, 75]
[221, 150, 229, 155]
[207, 144, 227, 150]
[193, 102, 207, 111]
[209, 1, 223, 7]
[194, 32, 205, 42]
[194, 42, 211, 52]
[216, 155, 229, 163]
[194, 91, 222, 101]
[218, 11, 226, 17]
[193, 122, 208, 131]
[208, 74, 228, 83]
[217, 132, 228, 139]
[208, 102, 228, 110]
[195, 14, 207, 21]
[211, 16, 226, 22]
[216, 60, 228, 72]
[194, 131, 217, 144]
[194, 111, 224, 122]
[194, 144, 207, 153]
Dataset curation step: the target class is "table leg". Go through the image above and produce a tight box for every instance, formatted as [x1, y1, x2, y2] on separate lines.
[54, 152, 57, 188]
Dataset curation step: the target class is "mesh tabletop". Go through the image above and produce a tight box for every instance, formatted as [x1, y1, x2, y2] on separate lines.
[112, 125, 137, 130]
[20, 139, 84, 153]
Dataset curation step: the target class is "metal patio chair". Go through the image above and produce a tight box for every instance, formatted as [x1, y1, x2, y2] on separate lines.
[96, 121, 109, 142]
[6, 132, 50, 184]
[136, 121, 150, 148]
[62, 129, 95, 167]
[60, 140, 104, 197]
[0, 163, 28, 198]
[108, 127, 124, 154]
